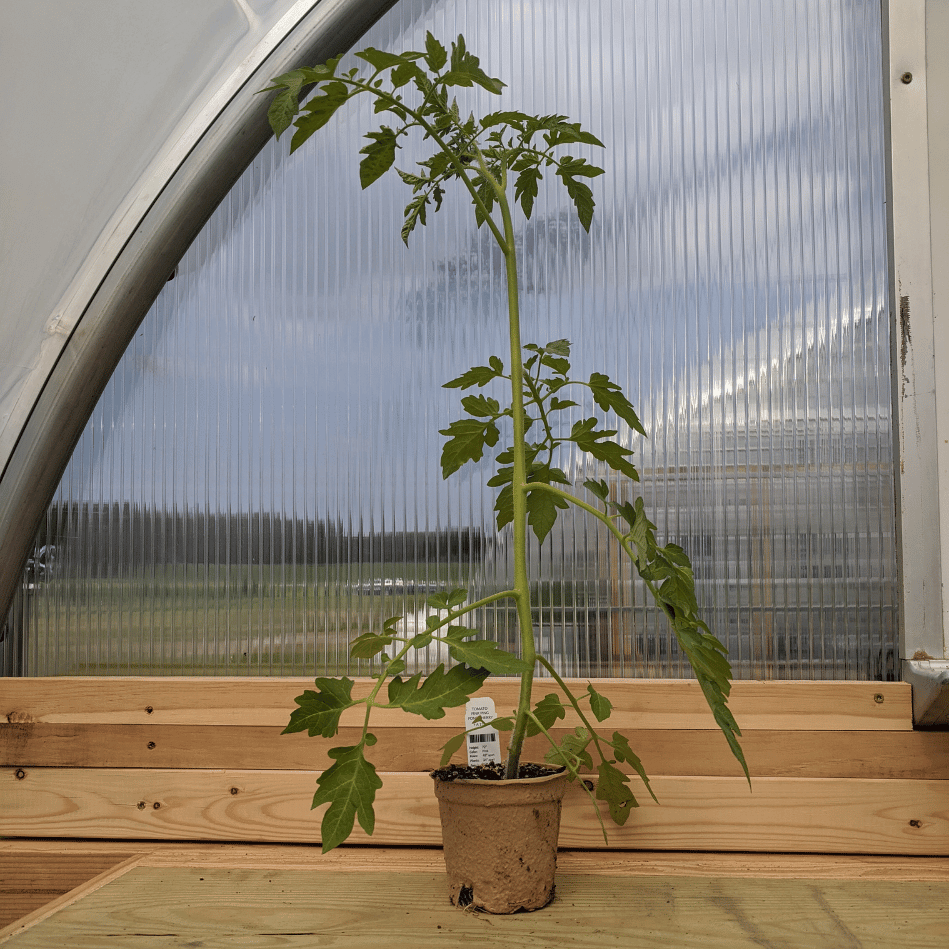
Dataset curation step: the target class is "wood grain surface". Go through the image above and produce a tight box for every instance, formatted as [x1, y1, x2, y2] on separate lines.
[2, 866, 946, 949]
[3, 722, 945, 776]
[3, 840, 948, 878]
[0, 854, 135, 930]
[0, 676, 932, 858]
[3, 768, 946, 855]
[0, 677, 911, 730]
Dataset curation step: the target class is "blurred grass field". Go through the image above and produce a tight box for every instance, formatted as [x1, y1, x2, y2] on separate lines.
[15, 562, 476, 676]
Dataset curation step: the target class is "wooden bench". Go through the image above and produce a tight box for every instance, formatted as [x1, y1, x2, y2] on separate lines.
[2, 677, 948, 941]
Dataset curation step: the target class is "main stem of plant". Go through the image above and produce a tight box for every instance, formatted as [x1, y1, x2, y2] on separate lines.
[497, 188, 535, 781]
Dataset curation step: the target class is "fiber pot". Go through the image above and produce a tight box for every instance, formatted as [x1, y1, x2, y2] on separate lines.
[432, 765, 570, 914]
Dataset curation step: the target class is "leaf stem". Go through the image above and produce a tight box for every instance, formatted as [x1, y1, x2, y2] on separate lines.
[535, 656, 607, 763]
[356, 587, 512, 738]
[525, 709, 609, 843]
[523, 480, 675, 621]
[374, 585, 518, 679]
[521, 372, 558, 456]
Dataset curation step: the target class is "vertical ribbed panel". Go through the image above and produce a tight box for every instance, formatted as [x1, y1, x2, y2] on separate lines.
[7, 0, 896, 680]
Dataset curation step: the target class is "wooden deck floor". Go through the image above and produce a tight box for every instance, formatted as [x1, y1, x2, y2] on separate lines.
[2, 843, 947, 948]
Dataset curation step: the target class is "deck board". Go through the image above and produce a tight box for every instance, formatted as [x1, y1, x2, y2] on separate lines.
[4, 769, 946, 854]
[1, 678, 911, 730]
[6, 723, 946, 778]
[2, 866, 946, 948]
[4, 842, 948, 880]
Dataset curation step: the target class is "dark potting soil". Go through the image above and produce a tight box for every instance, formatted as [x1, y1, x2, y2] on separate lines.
[430, 762, 565, 781]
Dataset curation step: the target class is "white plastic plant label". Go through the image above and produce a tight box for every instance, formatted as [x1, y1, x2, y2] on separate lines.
[464, 696, 502, 766]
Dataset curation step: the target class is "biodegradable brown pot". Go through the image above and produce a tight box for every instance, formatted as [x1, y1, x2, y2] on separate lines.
[432, 766, 570, 914]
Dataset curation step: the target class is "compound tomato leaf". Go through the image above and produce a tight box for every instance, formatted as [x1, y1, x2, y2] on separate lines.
[359, 127, 399, 188]
[423, 31, 448, 71]
[311, 745, 383, 852]
[610, 731, 658, 803]
[283, 677, 357, 738]
[586, 684, 613, 722]
[446, 638, 532, 675]
[596, 759, 638, 825]
[349, 632, 395, 660]
[525, 693, 566, 736]
[388, 664, 489, 719]
[439, 418, 500, 477]
[438, 731, 467, 767]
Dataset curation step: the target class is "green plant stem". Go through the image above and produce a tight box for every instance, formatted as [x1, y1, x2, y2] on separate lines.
[495, 186, 536, 780]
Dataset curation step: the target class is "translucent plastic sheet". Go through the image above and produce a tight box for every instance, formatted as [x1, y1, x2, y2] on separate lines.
[6, 0, 896, 680]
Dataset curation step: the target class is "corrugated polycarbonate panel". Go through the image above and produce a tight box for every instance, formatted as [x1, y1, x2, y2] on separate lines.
[5, 0, 896, 679]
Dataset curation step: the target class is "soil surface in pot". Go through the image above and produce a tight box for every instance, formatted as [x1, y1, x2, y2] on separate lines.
[430, 762, 565, 781]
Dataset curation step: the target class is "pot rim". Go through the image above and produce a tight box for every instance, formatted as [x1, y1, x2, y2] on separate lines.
[430, 764, 568, 786]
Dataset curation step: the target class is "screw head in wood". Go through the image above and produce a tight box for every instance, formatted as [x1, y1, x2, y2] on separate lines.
[14, 769, 26, 780]
[874, 693, 884, 703]
[147, 741, 156, 749]
[137, 801, 146, 809]
[901, 72, 913, 84]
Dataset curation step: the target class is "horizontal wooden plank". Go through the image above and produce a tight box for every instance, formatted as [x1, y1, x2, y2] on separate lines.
[558, 850, 949, 880]
[2, 768, 946, 855]
[3, 840, 948, 880]
[98, 847, 949, 881]
[0, 853, 133, 892]
[4, 722, 946, 779]
[0, 677, 912, 730]
[11, 867, 947, 949]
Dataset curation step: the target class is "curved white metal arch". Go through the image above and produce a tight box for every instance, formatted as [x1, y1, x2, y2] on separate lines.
[0, 0, 398, 619]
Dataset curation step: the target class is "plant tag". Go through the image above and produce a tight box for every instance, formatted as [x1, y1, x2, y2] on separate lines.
[464, 697, 501, 766]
